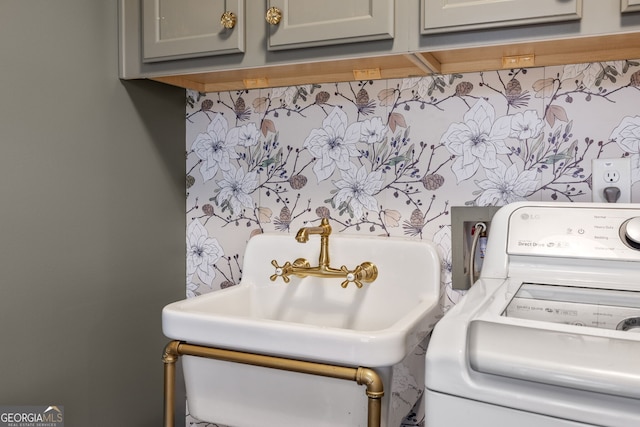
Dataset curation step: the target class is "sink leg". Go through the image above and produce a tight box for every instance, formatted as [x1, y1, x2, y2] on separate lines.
[162, 341, 181, 427]
[162, 341, 383, 427]
[368, 397, 382, 427]
[356, 367, 384, 427]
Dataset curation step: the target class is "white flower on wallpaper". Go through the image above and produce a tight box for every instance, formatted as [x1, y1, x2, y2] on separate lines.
[216, 165, 259, 214]
[186, 219, 224, 288]
[186, 280, 199, 299]
[191, 113, 239, 181]
[227, 122, 260, 147]
[433, 226, 452, 282]
[304, 106, 362, 182]
[360, 116, 388, 144]
[476, 160, 538, 206]
[333, 165, 384, 219]
[509, 110, 544, 140]
[611, 115, 640, 182]
[441, 99, 511, 182]
[432, 226, 464, 309]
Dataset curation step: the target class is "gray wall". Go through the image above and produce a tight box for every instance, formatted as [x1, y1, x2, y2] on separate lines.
[0, 1, 185, 426]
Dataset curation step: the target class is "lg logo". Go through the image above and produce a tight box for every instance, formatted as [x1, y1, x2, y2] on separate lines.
[520, 213, 541, 220]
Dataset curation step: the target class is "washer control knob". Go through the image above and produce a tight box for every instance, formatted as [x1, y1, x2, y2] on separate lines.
[621, 217, 640, 249]
[616, 316, 640, 332]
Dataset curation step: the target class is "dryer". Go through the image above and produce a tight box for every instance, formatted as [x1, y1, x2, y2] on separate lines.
[425, 202, 640, 426]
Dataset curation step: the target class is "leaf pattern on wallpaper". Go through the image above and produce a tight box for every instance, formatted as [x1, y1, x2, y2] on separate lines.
[377, 87, 397, 106]
[260, 118, 276, 137]
[532, 77, 557, 98]
[252, 97, 269, 113]
[544, 104, 568, 128]
[563, 61, 627, 89]
[382, 209, 401, 228]
[388, 112, 407, 132]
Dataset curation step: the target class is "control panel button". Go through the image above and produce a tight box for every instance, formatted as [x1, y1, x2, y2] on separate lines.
[620, 217, 640, 249]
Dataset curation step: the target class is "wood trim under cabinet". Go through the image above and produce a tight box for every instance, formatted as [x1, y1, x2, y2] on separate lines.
[418, 32, 640, 75]
[151, 32, 640, 92]
[152, 54, 429, 92]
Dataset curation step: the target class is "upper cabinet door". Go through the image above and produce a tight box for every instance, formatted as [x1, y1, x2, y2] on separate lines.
[421, 0, 582, 34]
[622, 0, 640, 13]
[142, 0, 244, 62]
[267, 0, 394, 50]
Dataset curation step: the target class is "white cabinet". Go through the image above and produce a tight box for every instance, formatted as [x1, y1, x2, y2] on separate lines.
[622, 0, 640, 13]
[142, 0, 244, 62]
[267, 0, 394, 50]
[421, 0, 582, 34]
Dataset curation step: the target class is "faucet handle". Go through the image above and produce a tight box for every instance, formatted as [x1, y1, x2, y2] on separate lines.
[270, 258, 311, 283]
[339, 262, 378, 288]
[339, 265, 363, 288]
[270, 260, 292, 283]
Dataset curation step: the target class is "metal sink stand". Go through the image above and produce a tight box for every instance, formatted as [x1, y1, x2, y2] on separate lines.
[163, 340, 384, 427]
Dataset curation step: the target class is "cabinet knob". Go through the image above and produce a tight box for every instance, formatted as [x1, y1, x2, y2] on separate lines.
[265, 7, 282, 25]
[220, 11, 237, 29]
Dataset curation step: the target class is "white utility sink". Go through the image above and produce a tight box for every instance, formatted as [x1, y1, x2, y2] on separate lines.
[163, 229, 442, 427]
[164, 232, 441, 366]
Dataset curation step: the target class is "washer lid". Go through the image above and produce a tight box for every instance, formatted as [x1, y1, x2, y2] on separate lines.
[468, 319, 640, 398]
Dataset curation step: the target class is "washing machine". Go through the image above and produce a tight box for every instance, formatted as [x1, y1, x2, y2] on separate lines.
[425, 202, 640, 427]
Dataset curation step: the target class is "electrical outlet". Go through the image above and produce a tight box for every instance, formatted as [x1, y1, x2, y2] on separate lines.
[592, 158, 632, 203]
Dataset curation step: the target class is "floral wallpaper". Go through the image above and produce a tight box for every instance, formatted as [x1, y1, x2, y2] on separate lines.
[184, 59, 640, 425]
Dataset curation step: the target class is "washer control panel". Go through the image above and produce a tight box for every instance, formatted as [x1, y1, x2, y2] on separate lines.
[507, 206, 640, 260]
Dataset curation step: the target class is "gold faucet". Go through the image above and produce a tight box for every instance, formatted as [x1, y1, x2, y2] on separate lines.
[270, 218, 378, 288]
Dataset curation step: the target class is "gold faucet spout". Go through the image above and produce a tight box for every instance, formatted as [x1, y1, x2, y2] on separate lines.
[295, 218, 332, 267]
[295, 218, 332, 243]
[271, 218, 378, 288]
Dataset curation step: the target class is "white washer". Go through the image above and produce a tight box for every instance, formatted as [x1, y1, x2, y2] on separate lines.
[425, 202, 640, 427]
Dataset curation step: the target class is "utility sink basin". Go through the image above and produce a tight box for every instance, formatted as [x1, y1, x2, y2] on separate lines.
[164, 232, 441, 367]
[163, 230, 442, 427]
